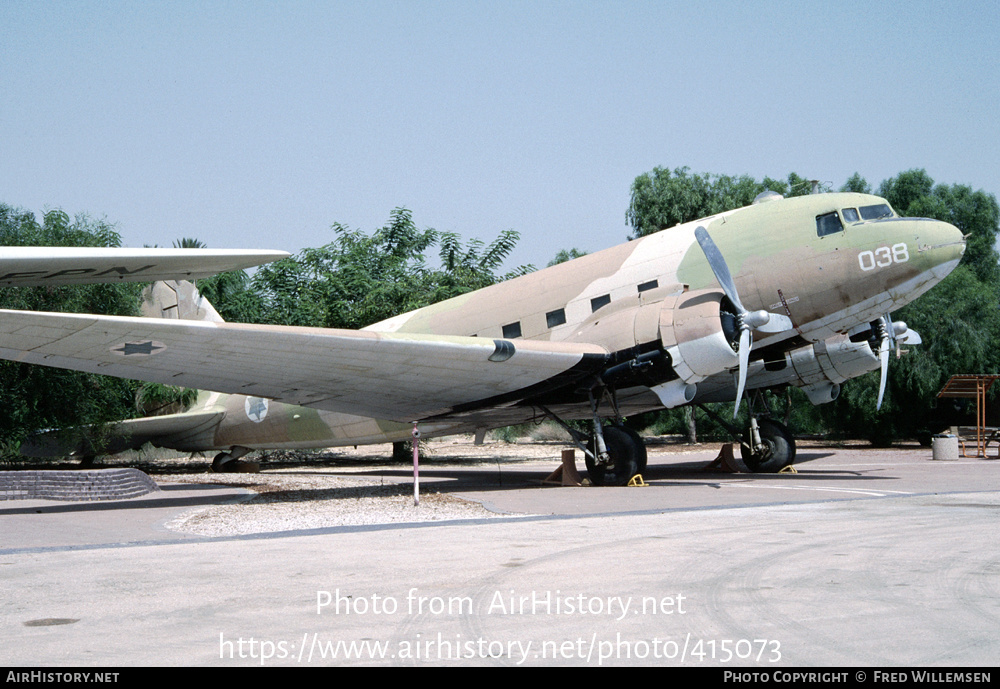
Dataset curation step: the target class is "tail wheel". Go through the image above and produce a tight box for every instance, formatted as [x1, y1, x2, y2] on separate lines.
[740, 419, 795, 473]
[586, 425, 643, 486]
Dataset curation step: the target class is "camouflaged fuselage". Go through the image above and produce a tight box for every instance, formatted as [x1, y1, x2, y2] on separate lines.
[148, 192, 967, 452]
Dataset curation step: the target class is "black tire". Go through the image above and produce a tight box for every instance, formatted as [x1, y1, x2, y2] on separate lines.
[212, 452, 232, 473]
[740, 419, 795, 473]
[586, 425, 642, 486]
[616, 424, 648, 473]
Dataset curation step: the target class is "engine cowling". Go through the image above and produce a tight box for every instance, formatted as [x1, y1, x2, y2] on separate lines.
[659, 289, 740, 384]
[784, 335, 880, 405]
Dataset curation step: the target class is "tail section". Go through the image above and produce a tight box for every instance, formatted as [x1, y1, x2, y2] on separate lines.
[140, 280, 224, 322]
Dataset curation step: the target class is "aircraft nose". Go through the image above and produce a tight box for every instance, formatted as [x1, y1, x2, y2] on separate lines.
[916, 218, 965, 276]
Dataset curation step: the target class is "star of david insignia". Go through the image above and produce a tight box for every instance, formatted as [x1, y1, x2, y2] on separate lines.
[111, 340, 165, 356]
[245, 396, 268, 422]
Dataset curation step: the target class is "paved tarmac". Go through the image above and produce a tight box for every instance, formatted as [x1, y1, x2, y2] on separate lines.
[2, 445, 998, 667]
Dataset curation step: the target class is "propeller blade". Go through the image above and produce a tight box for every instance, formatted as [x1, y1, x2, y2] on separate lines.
[695, 227, 793, 335]
[734, 327, 751, 419]
[876, 335, 890, 411]
[694, 226, 745, 314]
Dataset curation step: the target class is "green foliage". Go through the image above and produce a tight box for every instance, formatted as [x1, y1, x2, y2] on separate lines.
[134, 383, 199, 416]
[547, 248, 588, 266]
[0, 205, 143, 456]
[172, 237, 207, 249]
[231, 208, 533, 329]
[840, 173, 872, 194]
[625, 166, 804, 239]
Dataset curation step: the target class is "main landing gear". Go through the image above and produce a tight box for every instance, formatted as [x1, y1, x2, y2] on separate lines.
[698, 396, 796, 473]
[541, 387, 647, 487]
[585, 424, 648, 486]
[740, 417, 795, 473]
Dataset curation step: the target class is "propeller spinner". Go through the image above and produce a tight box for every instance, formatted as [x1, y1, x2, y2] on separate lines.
[873, 315, 921, 411]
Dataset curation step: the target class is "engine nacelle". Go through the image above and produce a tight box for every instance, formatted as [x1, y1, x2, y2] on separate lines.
[783, 335, 879, 405]
[659, 289, 740, 384]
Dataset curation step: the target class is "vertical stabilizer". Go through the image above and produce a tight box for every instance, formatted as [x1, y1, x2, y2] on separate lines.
[140, 280, 224, 322]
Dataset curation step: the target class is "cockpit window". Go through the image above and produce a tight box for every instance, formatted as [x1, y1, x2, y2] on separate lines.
[859, 203, 893, 220]
[842, 208, 860, 223]
[816, 211, 843, 237]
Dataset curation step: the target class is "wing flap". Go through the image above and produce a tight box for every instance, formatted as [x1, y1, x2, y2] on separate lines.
[0, 311, 608, 422]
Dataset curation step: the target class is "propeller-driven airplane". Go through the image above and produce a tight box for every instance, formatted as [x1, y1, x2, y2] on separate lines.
[5, 192, 964, 484]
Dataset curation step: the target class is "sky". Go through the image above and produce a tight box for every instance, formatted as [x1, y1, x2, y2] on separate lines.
[2, 0, 998, 270]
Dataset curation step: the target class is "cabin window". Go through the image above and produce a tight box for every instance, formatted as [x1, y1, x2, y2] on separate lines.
[859, 203, 893, 220]
[816, 212, 843, 237]
[590, 294, 611, 312]
[842, 208, 860, 223]
[502, 322, 522, 339]
[546, 308, 566, 328]
[638, 279, 658, 293]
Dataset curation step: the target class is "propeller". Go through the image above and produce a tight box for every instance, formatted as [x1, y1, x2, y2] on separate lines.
[875, 317, 891, 411]
[694, 226, 794, 418]
[873, 315, 922, 411]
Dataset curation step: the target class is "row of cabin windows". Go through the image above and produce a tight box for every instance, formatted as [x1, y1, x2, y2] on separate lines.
[816, 203, 894, 237]
[499, 279, 660, 339]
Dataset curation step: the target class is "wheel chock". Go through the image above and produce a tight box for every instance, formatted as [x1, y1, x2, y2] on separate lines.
[627, 474, 648, 487]
[778, 464, 798, 474]
[703, 443, 750, 473]
[542, 449, 583, 486]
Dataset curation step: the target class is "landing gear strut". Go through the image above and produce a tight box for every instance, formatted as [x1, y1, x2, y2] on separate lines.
[585, 425, 646, 486]
[540, 385, 647, 487]
[697, 397, 796, 473]
[740, 417, 795, 473]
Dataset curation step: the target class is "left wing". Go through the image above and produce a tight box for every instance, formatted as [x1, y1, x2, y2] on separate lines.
[0, 247, 290, 286]
[0, 310, 608, 422]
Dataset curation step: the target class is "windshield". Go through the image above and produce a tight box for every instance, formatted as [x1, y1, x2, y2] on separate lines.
[859, 203, 893, 220]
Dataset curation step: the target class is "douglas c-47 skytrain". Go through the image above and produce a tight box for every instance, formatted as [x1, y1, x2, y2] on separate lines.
[6, 191, 965, 485]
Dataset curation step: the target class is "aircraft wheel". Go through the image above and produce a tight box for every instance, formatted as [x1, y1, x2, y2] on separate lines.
[740, 419, 796, 473]
[616, 424, 648, 473]
[212, 452, 233, 473]
[586, 425, 642, 486]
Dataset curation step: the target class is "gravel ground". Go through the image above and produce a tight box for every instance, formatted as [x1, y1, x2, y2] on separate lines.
[12, 433, 884, 537]
[155, 437, 568, 535]
[162, 473, 501, 536]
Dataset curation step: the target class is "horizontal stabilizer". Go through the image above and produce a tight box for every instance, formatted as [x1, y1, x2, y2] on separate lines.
[20, 410, 225, 458]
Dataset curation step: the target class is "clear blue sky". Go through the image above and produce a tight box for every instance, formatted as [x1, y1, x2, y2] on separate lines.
[3, 0, 998, 269]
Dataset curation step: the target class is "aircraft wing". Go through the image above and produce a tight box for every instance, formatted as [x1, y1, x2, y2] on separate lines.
[0, 311, 609, 422]
[0, 247, 290, 286]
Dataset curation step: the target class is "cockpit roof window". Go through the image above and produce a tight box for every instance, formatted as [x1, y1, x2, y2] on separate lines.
[859, 203, 893, 220]
[816, 211, 843, 237]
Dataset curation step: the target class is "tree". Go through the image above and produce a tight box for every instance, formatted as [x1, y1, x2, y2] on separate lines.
[228, 208, 533, 330]
[625, 166, 804, 239]
[548, 248, 588, 266]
